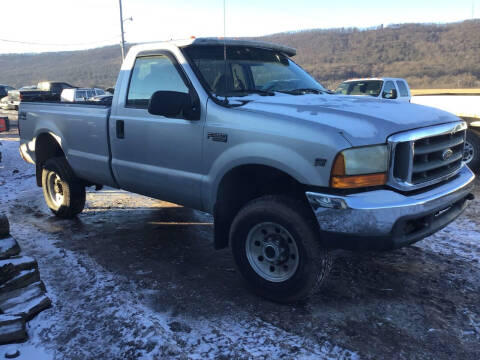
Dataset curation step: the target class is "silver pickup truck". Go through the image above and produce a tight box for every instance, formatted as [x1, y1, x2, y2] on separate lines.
[19, 38, 475, 302]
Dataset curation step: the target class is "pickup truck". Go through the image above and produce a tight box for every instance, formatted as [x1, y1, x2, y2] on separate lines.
[18, 38, 475, 302]
[334, 77, 411, 102]
[8, 81, 75, 109]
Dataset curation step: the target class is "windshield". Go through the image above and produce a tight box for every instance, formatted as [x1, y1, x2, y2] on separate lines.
[184, 45, 325, 98]
[335, 80, 383, 97]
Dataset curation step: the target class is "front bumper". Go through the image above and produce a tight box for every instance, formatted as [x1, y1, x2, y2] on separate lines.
[306, 165, 475, 250]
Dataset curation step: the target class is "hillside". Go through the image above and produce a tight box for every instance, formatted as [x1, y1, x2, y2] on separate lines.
[1, 20, 479, 90]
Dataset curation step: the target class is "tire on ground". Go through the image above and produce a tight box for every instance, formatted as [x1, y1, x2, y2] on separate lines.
[465, 131, 480, 173]
[230, 195, 332, 303]
[41, 157, 86, 218]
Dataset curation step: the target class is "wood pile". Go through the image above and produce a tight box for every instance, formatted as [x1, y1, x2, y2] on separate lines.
[0, 215, 51, 344]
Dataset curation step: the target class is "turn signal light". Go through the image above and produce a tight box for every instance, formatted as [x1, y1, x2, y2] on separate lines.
[331, 173, 387, 189]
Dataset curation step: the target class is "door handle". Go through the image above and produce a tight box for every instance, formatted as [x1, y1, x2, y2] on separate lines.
[116, 120, 124, 139]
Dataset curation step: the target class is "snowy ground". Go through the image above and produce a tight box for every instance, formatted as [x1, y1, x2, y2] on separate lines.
[1, 112, 479, 359]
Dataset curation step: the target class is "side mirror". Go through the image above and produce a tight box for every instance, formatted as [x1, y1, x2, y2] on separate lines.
[148, 91, 200, 120]
[383, 88, 398, 99]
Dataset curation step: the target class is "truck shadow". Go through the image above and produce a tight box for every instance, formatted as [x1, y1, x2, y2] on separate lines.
[31, 198, 477, 308]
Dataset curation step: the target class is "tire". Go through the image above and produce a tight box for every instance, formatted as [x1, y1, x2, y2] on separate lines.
[230, 195, 332, 303]
[42, 157, 86, 218]
[464, 131, 480, 173]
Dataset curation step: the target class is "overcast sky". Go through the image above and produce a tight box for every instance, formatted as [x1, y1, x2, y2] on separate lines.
[0, 0, 478, 54]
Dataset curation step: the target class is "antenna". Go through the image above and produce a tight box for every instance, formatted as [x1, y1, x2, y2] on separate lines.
[223, 0, 228, 104]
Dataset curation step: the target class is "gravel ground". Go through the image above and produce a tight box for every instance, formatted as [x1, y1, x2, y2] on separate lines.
[1, 110, 479, 359]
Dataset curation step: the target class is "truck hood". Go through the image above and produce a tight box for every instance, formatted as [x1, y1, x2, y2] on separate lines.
[236, 94, 460, 146]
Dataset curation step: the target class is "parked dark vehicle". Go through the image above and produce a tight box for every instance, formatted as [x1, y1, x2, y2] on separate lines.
[8, 81, 75, 110]
[19, 85, 37, 90]
[0, 85, 15, 98]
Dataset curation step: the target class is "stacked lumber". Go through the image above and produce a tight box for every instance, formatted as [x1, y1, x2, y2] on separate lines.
[0, 215, 51, 344]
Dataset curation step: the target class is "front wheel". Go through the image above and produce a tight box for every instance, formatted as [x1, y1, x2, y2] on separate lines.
[230, 195, 332, 303]
[464, 131, 480, 173]
[42, 157, 86, 218]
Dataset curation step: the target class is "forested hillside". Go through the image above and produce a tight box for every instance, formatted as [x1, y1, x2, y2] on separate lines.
[259, 20, 480, 89]
[1, 19, 479, 90]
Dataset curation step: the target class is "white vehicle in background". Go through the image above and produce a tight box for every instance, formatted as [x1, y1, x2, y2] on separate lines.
[89, 88, 112, 101]
[93, 88, 108, 96]
[61, 88, 97, 102]
[335, 78, 411, 102]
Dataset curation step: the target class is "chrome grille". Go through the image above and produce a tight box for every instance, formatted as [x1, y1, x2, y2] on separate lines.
[387, 121, 467, 191]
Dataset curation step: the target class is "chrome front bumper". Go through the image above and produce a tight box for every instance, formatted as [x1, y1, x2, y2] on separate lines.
[306, 165, 475, 250]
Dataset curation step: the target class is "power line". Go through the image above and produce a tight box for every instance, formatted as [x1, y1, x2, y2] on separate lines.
[0, 36, 120, 47]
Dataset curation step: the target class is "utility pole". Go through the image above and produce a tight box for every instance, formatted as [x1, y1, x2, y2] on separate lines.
[119, 0, 126, 60]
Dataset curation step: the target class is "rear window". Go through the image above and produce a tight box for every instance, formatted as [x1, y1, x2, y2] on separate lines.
[396, 81, 409, 97]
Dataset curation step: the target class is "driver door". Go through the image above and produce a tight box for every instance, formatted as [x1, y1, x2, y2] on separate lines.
[110, 52, 204, 209]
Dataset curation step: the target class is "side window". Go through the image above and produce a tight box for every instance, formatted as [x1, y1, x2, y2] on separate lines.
[76, 91, 86, 99]
[396, 81, 409, 97]
[382, 81, 397, 99]
[127, 55, 189, 108]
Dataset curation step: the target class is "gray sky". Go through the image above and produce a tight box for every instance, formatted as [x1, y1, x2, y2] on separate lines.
[0, 0, 478, 54]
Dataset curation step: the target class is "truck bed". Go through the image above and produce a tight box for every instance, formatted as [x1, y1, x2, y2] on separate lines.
[19, 101, 117, 188]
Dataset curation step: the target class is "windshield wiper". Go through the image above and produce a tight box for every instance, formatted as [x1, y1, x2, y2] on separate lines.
[278, 88, 326, 95]
[222, 89, 275, 97]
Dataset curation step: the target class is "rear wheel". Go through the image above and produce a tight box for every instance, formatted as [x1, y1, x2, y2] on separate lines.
[42, 157, 86, 218]
[230, 195, 332, 303]
[464, 131, 480, 173]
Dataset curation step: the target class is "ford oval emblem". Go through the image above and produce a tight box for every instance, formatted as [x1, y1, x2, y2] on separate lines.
[441, 148, 453, 161]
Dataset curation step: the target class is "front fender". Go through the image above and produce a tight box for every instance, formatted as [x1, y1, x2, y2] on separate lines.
[204, 142, 325, 212]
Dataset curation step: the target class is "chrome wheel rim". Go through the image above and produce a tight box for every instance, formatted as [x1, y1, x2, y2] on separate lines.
[245, 222, 299, 282]
[47, 172, 64, 207]
[463, 141, 474, 164]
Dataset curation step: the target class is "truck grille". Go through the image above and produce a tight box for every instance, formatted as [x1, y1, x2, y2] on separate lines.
[388, 121, 467, 191]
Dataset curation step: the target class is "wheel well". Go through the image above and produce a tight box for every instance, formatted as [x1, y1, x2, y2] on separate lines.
[35, 133, 65, 186]
[213, 165, 306, 250]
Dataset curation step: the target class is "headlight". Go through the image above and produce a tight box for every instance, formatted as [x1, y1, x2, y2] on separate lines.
[330, 145, 389, 189]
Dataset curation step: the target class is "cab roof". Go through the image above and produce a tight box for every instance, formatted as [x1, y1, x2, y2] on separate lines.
[342, 77, 407, 82]
[132, 37, 297, 57]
